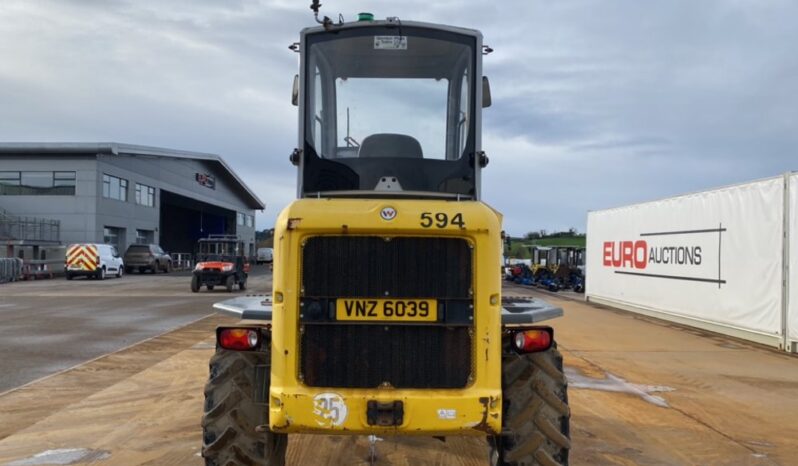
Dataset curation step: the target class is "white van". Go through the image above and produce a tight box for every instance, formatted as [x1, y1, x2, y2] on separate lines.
[65, 243, 125, 280]
[256, 247, 274, 264]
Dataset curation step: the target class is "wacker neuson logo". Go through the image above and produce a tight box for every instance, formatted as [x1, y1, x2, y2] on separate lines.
[602, 225, 726, 287]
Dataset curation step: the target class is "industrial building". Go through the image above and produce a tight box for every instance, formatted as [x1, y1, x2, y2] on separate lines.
[0, 143, 265, 260]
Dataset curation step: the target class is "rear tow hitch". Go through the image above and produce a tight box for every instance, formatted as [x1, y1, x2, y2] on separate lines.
[366, 400, 404, 427]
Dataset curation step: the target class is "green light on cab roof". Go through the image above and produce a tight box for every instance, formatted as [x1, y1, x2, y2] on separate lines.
[357, 12, 374, 22]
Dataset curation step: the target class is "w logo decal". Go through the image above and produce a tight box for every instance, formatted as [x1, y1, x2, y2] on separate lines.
[380, 207, 397, 221]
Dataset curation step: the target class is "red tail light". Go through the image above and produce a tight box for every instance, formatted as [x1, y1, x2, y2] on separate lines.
[218, 327, 260, 351]
[513, 328, 553, 353]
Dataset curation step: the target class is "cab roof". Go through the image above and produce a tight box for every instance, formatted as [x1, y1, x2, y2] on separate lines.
[300, 19, 482, 40]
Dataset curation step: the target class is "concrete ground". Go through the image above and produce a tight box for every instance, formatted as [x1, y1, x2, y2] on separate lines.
[0, 266, 272, 392]
[0, 275, 796, 465]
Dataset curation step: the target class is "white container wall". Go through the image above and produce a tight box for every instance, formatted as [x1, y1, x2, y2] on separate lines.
[587, 176, 788, 349]
[789, 174, 798, 351]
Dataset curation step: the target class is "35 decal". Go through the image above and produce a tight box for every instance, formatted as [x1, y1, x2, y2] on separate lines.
[420, 212, 465, 228]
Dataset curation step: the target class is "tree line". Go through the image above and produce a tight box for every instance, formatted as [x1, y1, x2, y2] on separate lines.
[519, 228, 584, 240]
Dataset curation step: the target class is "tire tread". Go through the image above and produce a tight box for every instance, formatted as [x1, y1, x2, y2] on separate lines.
[494, 340, 570, 466]
[202, 346, 286, 466]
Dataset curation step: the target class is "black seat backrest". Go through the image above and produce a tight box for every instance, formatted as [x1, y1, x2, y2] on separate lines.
[358, 133, 423, 158]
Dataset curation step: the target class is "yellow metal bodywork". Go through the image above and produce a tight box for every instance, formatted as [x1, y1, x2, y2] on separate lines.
[269, 198, 503, 435]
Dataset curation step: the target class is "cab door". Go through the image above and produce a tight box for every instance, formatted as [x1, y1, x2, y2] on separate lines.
[109, 246, 123, 272]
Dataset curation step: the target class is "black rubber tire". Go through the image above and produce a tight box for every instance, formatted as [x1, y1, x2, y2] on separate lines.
[225, 275, 234, 292]
[152, 262, 159, 274]
[165, 261, 172, 273]
[65, 273, 73, 280]
[490, 340, 570, 466]
[202, 348, 287, 466]
[239, 277, 247, 291]
[191, 275, 200, 293]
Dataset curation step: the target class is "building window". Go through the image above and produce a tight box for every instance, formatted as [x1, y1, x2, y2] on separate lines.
[0, 171, 76, 195]
[102, 174, 128, 201]
[135, 183, 155, 207]
[0, 172, 19, 193]
[136, 229, 154, 244]
[237, 213, 254, 228]
[53, 172, 76, 193]
[104, 226, 124, 249]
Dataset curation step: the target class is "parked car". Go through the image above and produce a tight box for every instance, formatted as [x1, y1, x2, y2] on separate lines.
[123, 244, 172, 274]
[65, 243, 124, 280]
[256, 247, 274, 264]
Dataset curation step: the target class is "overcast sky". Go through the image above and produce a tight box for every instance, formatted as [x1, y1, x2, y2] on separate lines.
[1, 0, 796, 236]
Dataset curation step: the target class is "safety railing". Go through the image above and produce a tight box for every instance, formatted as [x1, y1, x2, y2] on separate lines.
[170, 252, 194, 271]
[0, 257, 23, 283]
[0, 209, 60, 242]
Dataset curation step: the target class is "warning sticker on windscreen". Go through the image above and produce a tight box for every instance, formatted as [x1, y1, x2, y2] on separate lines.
[374, 36, 407, 50]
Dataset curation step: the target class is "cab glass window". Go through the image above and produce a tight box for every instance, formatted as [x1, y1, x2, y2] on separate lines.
[302, 27, 477, 197]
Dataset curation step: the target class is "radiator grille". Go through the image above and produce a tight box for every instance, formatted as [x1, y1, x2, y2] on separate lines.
[302, 236, 471, 299]
[300, 324, 472, 388]
[299, 235, 473, 389]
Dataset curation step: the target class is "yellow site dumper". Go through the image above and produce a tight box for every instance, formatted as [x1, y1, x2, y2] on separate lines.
[202, 5, 570, 465]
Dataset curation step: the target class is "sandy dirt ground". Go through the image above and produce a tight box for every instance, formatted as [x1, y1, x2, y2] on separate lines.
[0, 279, 796, 465]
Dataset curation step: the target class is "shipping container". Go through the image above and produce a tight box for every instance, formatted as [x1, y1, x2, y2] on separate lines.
[587, 173, 798, 352]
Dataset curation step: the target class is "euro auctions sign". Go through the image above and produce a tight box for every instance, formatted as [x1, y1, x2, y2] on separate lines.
[586, 176, 785, 339]
[602, 226, 725, 287]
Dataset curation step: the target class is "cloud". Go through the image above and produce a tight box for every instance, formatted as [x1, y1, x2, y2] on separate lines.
[1, 0, 797, 234]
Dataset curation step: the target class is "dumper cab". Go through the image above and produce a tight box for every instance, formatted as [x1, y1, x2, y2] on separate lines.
[295, 19, 486, 199]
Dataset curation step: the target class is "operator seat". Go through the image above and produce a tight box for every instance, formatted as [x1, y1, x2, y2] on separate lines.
[358, 133, 424, 158]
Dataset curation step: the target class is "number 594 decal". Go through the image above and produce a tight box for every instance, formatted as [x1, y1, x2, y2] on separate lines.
[420, 212, 465, 228]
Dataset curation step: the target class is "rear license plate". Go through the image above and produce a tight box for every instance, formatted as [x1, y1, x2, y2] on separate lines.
[336, 299, 437, 322]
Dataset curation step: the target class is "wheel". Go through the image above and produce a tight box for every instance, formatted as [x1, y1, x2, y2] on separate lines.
[239, 276, 247, 291]
[117, 267, 123, 278]
[225, 275, 234, 292]
[490, 340, 570, 466]
[202, 346, 287, 465]
[98, 267, 107, 281]
[66, 273, 73, 280]
[165, 261, 172, 273]
[153, 262, 159, 274]
[191, 275, 200, 293]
